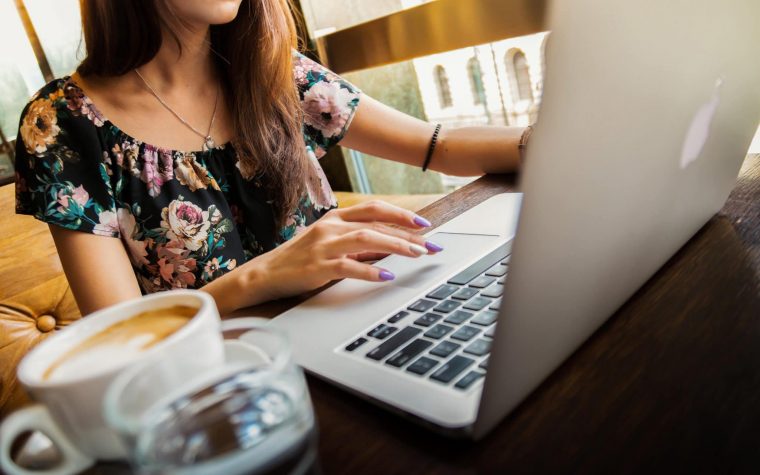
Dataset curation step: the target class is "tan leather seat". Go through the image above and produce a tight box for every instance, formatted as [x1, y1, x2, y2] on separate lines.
[0, 184, 82, 419]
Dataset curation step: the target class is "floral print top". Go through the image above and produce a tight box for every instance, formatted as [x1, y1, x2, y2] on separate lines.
[15, 52, 361, 293]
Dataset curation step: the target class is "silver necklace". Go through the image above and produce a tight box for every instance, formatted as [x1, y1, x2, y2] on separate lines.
[134, 68, 220, 151]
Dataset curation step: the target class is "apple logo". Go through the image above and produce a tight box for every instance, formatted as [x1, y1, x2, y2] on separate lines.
[680, 78, 724, 169]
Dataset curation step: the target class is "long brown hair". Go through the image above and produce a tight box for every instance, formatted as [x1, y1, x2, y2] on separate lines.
[77, 0, 308, 228]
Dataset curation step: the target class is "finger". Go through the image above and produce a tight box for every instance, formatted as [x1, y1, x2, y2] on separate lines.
[325, 258, 396, 282]
[344, 221, 444, 254]
[334, 200, 432, 229]
[324, 229, 430, 259]
[307, 220, 443, 257]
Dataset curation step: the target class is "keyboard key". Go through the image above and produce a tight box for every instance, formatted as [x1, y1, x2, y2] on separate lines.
[469, 276, 496, 289]
[426, 284, 459, 300]
[471, 310, 499, 326]
[366, 327, 421, 361]
[388, 310, 410, 324]
[463, 297, 492, 311]
[485, 324, 496, 338]
[406, 356, 439, 376]
[430, 355, 475, 383]
[368, 324, 398, 339]
[414, 313, 442, 327]
[430, 340, 461, 358]
[444, 310, 473, 325]
[408, 299, 437, 312]
[485, 265, 508, 277]
[433, 300, 460, 314]
[500, 256, 511, 265]
[386, 339, 433, 367]
[464, 338, 492, 356]
[451, 287, 479, 301]
[345, 337, 367, 352]
[498, 276, 507, 285]
[480, 285, 503, 298]
[451, 326, 481, 342]
[455, 371, 485, 389]
[447, 243, 512, 285]
[479, 356, 489, 369]
[424, 324, 454, 339]
[489, 298, 502, 310]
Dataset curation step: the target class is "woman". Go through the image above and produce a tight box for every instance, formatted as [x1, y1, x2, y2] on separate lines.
[15, 0, 526, 315]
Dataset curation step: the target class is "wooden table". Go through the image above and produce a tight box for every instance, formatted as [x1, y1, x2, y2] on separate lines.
[295, 154, 760, 474]
[89, 155, 760, 474]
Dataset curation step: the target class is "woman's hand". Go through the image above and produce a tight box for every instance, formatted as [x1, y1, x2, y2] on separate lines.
[203, 200, 444, 313]
[254, 200, 443, 299]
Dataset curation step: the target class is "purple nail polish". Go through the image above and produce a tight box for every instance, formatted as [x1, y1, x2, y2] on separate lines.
[379, 270, 395, 281]
[425, 241, 444, 252]
[413, 216, 431, 228]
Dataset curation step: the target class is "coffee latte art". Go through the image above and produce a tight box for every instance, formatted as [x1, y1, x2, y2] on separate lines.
[43, 305, 197, 382]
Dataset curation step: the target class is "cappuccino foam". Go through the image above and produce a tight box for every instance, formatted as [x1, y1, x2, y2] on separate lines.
[43, 305, 196, 382]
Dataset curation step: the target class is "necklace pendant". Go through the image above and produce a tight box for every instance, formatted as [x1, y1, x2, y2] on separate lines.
[203, 136, 215, 152]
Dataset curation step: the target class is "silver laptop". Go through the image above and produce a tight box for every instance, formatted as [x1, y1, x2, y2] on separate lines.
[271, 0, 760, 438]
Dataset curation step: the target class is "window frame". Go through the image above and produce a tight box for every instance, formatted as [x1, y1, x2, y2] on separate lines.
[467, 56, 486, 106]
[433, 64, 453, 109]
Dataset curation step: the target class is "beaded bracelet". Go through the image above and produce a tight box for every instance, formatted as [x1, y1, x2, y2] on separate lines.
[422, 123, 442, 172]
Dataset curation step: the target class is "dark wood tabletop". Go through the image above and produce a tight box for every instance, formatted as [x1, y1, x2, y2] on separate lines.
[88, 154, 760, 475]
[302, 154, 760, 475]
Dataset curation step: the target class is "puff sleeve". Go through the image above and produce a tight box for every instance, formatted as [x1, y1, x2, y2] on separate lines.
[15, 82, 120, 238]
[293, 51, 361, 159]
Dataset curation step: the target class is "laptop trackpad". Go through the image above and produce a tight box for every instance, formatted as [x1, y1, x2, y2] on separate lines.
[381, 232, 502, 290]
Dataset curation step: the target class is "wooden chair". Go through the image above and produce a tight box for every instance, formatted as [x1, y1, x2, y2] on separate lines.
[0, 184, 81, 419]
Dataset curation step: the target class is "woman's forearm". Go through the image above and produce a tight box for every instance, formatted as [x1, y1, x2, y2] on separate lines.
[340, 95, 525, 177]
[430, 126, 524, 176]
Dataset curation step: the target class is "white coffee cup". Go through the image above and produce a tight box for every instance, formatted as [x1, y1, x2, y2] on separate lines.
[0, 290, 225, 475]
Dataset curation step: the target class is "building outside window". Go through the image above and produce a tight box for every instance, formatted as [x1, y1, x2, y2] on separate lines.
[414, 33, 546, 132]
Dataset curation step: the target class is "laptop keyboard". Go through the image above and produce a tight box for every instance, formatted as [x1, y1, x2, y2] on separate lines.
[341, 242, 511, 391]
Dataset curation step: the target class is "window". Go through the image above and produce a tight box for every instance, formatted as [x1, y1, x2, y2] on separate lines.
[507, 49, 534, 103]
[24, 0, 83, 78]
[0, 0, 46, 140]
[467, 56, 485, 106]
[0, 0, 83, 183]
[292, 1, 549, 194]
[434, 65, 453, 108]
